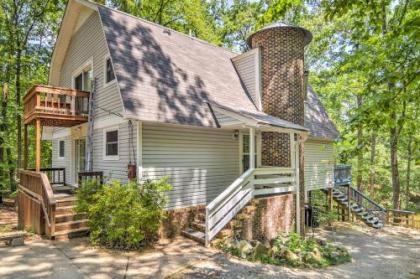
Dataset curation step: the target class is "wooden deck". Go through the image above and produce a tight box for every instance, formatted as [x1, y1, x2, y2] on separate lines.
[23, 85, 90, 127]
[23, 85, 90, 172]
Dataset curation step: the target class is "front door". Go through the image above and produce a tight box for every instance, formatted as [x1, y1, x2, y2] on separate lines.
[75, 138, 86, 183]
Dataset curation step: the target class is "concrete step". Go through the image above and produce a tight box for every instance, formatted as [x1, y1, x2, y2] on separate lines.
[181, 228, 205, 245]
[53, 227, 90, 239]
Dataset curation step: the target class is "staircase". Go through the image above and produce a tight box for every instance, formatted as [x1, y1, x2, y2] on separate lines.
[332, 187, 385, 229]
[52, 189, 89, 239]
[182, 167, 297, 245]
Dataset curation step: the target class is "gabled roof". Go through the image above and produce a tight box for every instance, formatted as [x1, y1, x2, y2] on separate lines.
[304, 86, 339, 140]
[50, 0, 338, 139]
[98, 6, 258, 128]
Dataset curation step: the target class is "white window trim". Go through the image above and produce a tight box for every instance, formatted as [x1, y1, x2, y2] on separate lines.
[71, 57, 93, 90]
[58, 140, 66, 159]
[103, 126, 120, 161]
[103, 54, 116, 88]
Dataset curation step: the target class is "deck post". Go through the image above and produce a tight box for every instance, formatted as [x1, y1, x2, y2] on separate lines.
[249, 127, 255, 169]
[35, 119, 41, 172]
[293, 134, 301, 235]
[24, 124, 28, 169]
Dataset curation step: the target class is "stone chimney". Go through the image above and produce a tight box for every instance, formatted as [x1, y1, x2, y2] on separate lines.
[247, 22, 312, 167]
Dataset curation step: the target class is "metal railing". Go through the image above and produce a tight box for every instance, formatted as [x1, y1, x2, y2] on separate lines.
[334, 164, 352, 186]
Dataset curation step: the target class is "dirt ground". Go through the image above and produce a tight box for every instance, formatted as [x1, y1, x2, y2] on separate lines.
[1, 204, 419, 279]
[169, 223, 420, 279]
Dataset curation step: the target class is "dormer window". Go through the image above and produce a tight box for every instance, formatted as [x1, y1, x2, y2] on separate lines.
[105, 56, 115, 85]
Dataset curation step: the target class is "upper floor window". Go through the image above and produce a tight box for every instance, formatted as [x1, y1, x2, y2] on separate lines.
[105, 56, 115, 85]
[59, 140, 65, 158]
[73, 61, 92, 92]
[103, 127, 119, 160]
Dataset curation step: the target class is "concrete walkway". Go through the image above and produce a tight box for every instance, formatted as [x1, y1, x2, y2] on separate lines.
[0, 237, 219, 279]
[170, 224, 420, 279]
[0, 224, 419, 279]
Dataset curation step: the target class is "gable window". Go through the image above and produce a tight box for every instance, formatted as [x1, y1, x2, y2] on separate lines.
[73, 62, 92, 92]
[105, 56, 115, 85]
[103, 127, 119, 160]
[59, 140, 65, 158]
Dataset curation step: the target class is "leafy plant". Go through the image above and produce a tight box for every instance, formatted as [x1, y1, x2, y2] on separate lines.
[76, 177, 172, 249]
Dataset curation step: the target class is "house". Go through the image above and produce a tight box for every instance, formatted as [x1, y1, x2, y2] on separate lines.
[18, 0, 339, 244]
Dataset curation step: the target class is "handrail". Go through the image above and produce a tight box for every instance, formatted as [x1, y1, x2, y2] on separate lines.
[206, 168, 254, 245]
[23, 84, 90, 102]
[205, 166, 296, 245]
[19, 170, 56, 236]
[27, 168, 65, 185]
[350, 186, 386, 212]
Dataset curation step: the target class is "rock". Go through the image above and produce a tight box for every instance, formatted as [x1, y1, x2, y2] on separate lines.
[316, 239, 327, 246]
[9, 237, 24, 247]
[238, 240, 253, 258]
[253, 242, 270, 258]
[285, 250, 300, 262]
[313, 247, 322, 261]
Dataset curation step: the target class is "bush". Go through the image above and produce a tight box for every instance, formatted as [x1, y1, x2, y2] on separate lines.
[76, 177, 172, 249]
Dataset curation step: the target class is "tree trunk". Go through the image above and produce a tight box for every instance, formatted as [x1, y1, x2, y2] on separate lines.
[16, 50, 22, 170]
[405, 135, 412, 207]
[369, 130, 377, 194]
[390, 112, 400, 210]
[356, 94, 363, 191]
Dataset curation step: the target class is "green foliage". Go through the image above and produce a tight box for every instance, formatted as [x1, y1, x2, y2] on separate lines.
[76, 178, 172, 249]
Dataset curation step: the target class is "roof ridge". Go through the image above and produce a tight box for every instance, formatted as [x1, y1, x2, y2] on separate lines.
[85, 0, 239, 56]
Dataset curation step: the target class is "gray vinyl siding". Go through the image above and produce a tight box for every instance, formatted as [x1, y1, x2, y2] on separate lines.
[52, 12, 125, 181]
[52, 136, 73, 184]
[232, 50, 261, 109]
[142, 123, 240, 209]
[304, 140, 335, 191]
[58, 12, 123, 118]
[92, 121, 137, 184]
[213, 110, 241, 126]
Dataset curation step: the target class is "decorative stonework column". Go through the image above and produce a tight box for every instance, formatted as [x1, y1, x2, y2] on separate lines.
[248, 22, 312, 236]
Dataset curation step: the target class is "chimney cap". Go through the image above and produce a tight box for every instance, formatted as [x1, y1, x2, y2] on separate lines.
[247, 21, 312, 47]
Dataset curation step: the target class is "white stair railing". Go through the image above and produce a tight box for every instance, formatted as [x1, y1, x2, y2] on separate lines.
[205, 166, 296, 246]
[205, 168, 254, 245]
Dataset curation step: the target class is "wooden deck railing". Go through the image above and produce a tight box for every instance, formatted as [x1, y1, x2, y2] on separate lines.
[387, 209, 420, 229]
[28, 168, 65, 185]
[17, 170, 56, 236]
[78, 171, 104, 186]
[23, 85, 90, 125]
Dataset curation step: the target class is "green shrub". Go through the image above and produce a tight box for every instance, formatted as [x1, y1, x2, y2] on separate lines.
[76, 177, 172, 249]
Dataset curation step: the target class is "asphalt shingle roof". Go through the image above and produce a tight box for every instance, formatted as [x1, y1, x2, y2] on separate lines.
[304, 86, 339, 140]
[97, 5, 338, 140]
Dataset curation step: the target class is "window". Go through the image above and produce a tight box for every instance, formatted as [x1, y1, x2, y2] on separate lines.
[104, 128, 119, 160]
[105, 57, 115, 85]
[72, 60, 92, 92]
[59, 140, 65, 158]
